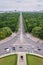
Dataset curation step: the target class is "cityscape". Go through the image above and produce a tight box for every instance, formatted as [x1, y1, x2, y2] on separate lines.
[0, 0, 43, 65]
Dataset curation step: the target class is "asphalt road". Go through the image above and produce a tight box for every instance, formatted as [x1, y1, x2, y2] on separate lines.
[0, 12, 43, 56]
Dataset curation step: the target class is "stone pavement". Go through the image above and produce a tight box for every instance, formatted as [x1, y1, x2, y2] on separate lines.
[17, 52, 27, 65]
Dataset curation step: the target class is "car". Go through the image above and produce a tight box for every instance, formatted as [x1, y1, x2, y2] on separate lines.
[37, 48, 41, 51]
[4, 48, 10, 52]
[4, 48, 8, 50]
[12, 47, 15, 50]
[19, 46, 22, 48]
[34, 49, 38, 52]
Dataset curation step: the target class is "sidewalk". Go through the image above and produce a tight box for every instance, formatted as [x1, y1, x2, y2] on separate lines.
[17, 52, 27, 65]
[26, 33, 43, 43]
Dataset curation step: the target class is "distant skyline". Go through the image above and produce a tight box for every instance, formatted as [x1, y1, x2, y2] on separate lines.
[0, 0, 43, 11]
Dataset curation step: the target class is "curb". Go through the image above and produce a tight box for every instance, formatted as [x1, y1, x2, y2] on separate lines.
[0, 52, 18, 58]
[27, 52, 43, 58]
[0, 52, 43, 58]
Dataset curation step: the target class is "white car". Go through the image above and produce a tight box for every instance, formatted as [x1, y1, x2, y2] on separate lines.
[34, 49, 38, 52]
[5, 48, 10, 52]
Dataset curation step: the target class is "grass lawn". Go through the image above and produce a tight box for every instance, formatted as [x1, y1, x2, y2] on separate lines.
[0, 54, 17, 65]
[26, 54, 43, 65]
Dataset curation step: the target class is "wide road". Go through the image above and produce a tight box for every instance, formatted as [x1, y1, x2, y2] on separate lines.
[0, 12, 43, 56]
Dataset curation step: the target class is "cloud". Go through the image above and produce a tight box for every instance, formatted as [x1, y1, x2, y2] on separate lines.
[37, 0, 43, 2]
[0, 0, 43, 11]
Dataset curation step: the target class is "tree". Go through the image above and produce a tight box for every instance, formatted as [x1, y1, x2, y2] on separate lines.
[0, 31, 6, 40]
[27, 24, 33, 33]
[32, 26, 42, 37]
[2, 27, 12, 37]
[0, 27, 13, 40]
[39, 28, 43, 39]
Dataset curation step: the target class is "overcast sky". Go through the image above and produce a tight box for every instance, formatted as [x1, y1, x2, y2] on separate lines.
[0, 0, 43, 11]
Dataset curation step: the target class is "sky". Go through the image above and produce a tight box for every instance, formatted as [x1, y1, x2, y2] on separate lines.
[0, 0, 43, 11]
